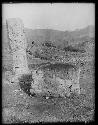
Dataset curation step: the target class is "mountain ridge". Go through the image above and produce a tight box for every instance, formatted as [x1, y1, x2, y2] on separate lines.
[2, 24, 94, 70]
[23, 25, 94, 47]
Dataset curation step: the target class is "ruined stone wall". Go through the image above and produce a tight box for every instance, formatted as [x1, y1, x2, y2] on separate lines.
[6, 18, 29, 76]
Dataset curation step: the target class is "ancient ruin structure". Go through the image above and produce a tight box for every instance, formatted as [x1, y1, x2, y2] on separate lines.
[6, 18, 30, 77]
[30, 64, 81, 97]
[6, 18, 81, 97]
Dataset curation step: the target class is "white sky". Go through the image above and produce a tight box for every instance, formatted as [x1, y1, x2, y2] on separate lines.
[2, 3, 95, 31]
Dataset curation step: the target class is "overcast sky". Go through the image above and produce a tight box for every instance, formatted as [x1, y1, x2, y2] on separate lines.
[2, 3, 95, 31]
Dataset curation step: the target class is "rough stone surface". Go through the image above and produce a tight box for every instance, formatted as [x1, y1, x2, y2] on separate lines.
[30, 66, 81, 97]
[6, 18, 29, 76]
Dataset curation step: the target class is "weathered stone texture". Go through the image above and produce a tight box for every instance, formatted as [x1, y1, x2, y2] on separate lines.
[6, 18, 29, 75]
[30, 66, 81, 97]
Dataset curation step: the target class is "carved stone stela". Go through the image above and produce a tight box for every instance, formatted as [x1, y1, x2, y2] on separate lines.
[6, 18, 29, 76]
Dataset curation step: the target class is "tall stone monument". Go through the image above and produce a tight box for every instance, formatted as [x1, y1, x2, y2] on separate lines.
[6, 18, 30, 78]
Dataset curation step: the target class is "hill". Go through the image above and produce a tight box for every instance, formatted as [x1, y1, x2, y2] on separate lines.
[24, 25, 94, 47]
[2, 25, 94, 70]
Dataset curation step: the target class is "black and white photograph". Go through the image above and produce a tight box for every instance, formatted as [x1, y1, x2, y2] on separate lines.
[2, 3, 95, 123]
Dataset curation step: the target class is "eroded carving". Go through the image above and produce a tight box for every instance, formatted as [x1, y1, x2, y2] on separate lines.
[6, 18, 29, 76]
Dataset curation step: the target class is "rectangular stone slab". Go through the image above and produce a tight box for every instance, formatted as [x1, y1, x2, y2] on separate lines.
[6, 18, 29, 76]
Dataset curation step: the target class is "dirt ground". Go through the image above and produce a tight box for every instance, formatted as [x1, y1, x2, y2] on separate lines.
[2, 60, 94, 123]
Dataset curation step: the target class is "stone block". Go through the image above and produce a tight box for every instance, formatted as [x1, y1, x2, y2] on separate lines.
[6, 18, 29, 76]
